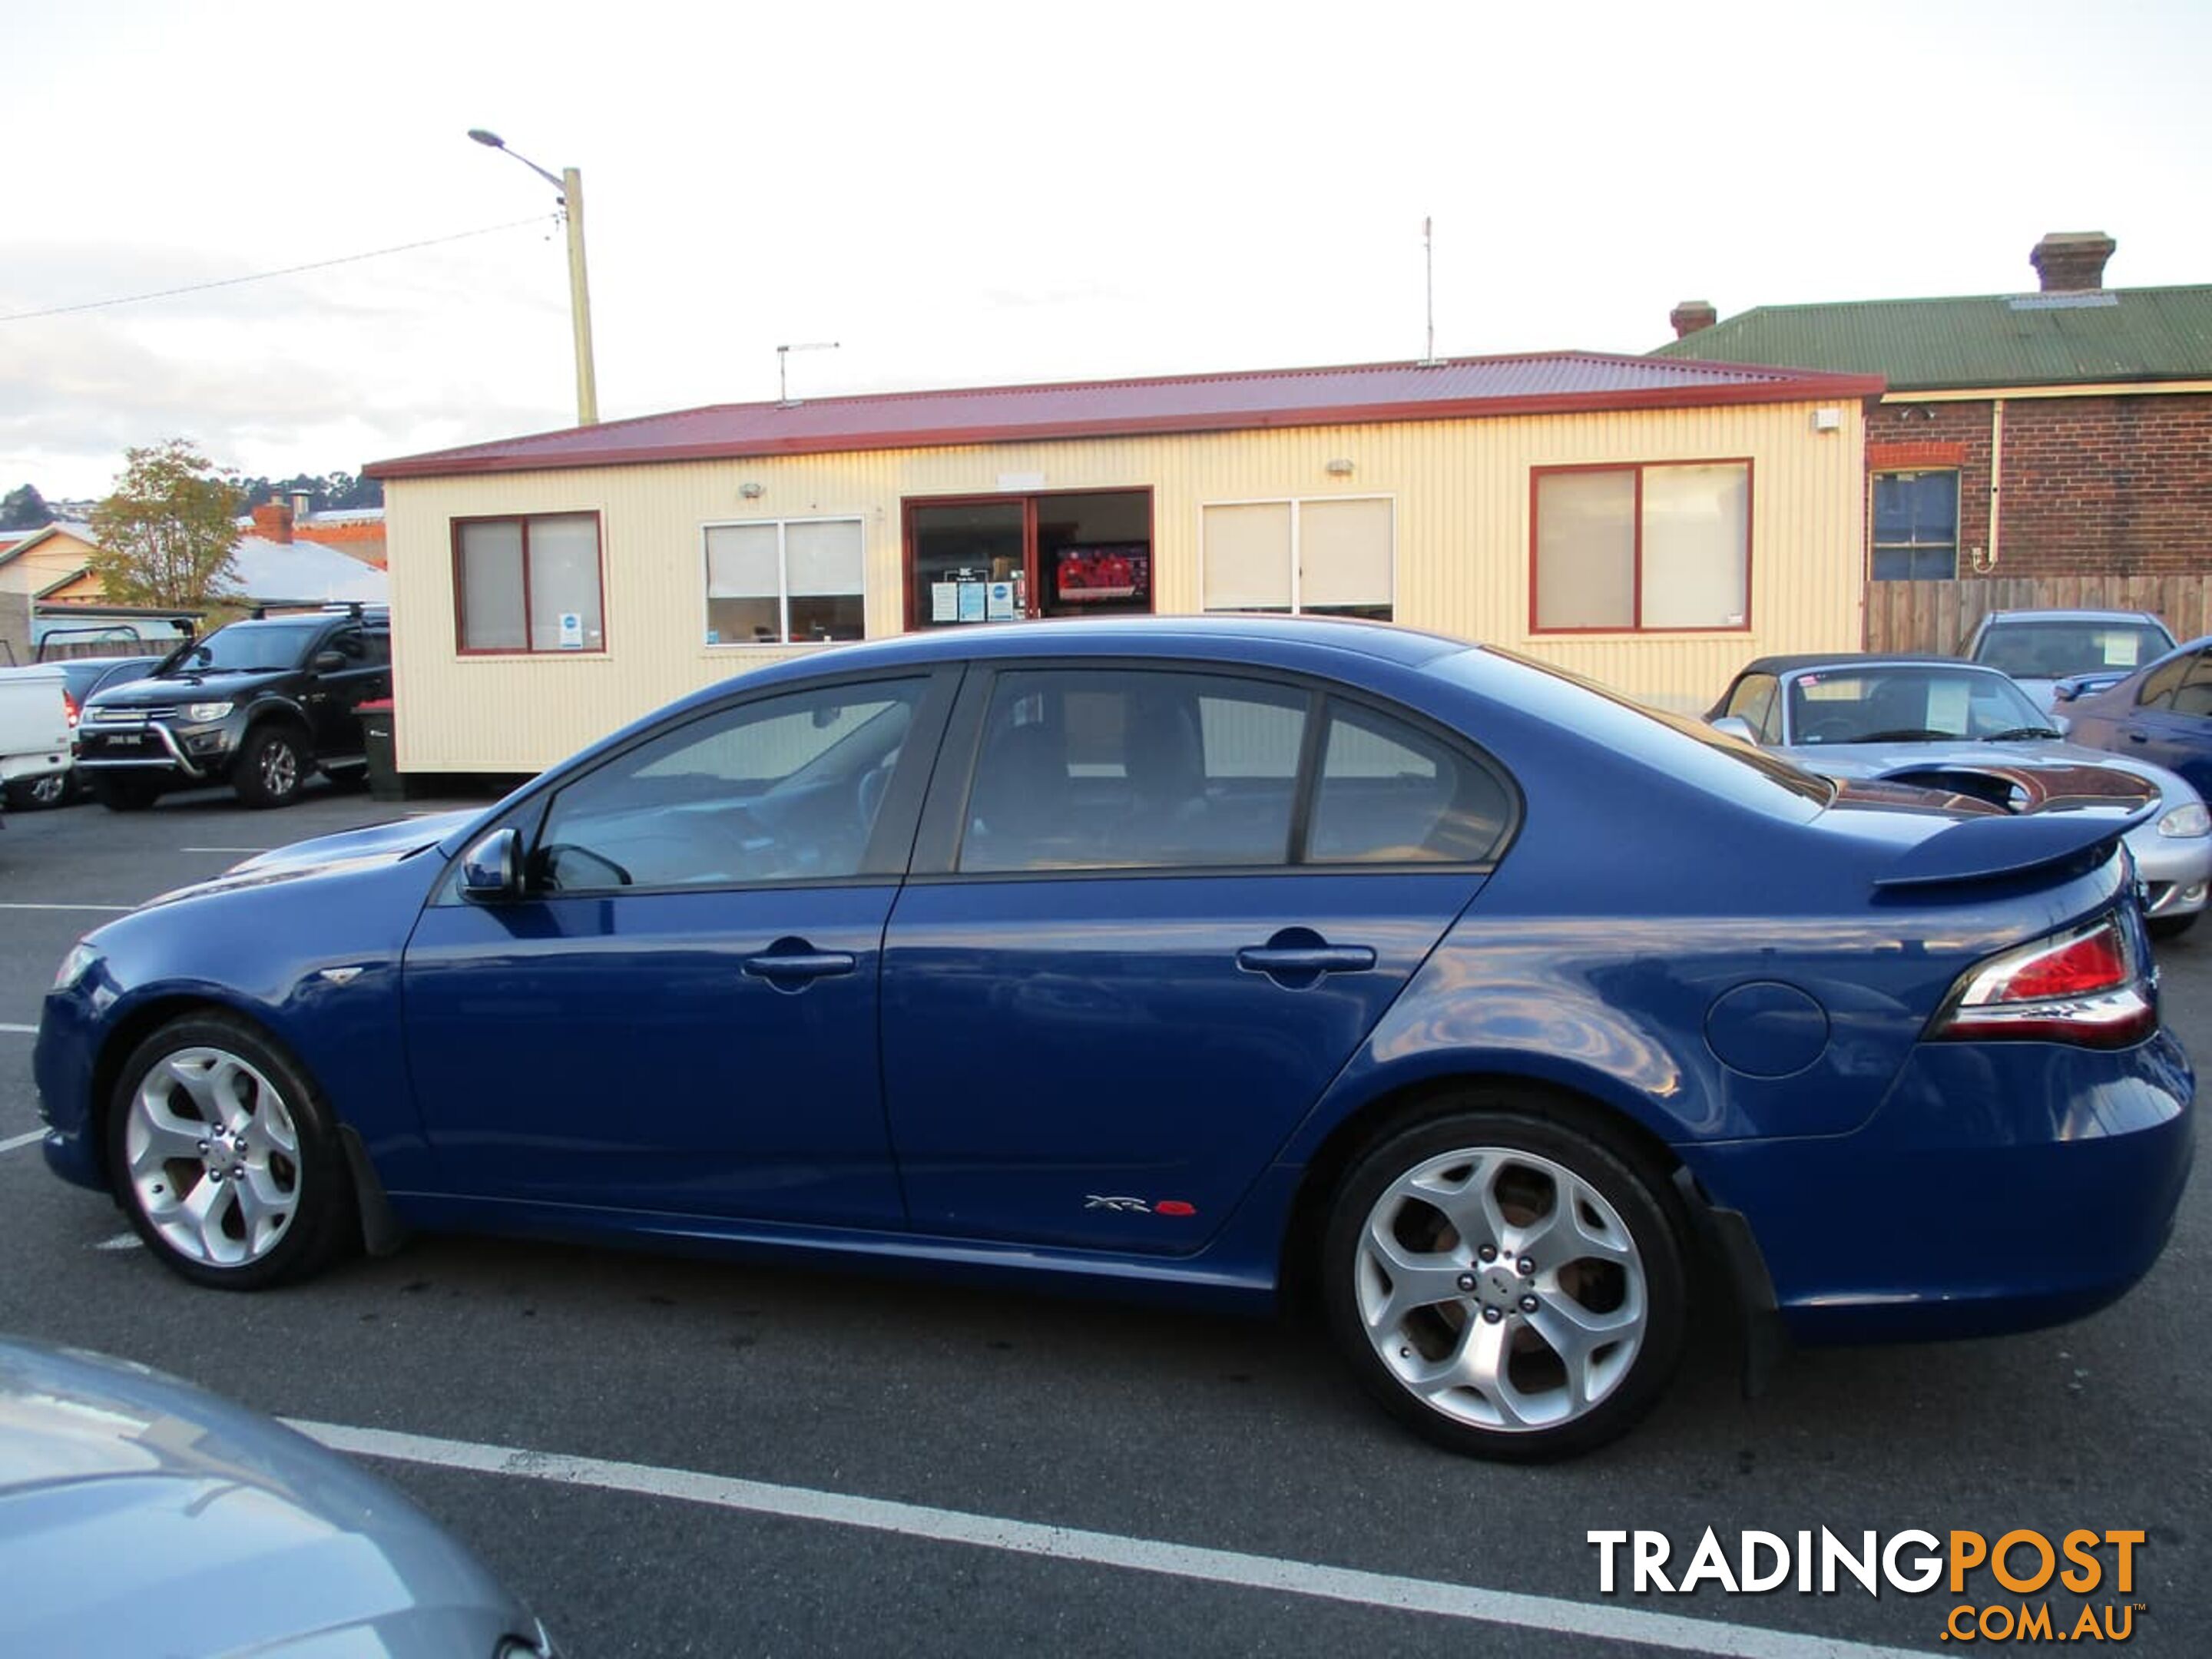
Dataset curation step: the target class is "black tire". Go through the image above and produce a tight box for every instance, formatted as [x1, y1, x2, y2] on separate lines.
[1319, 1099, 1689, 1461]
[233, 725, 309, 808]
[5, 772, 70, 811]
[2150, 912, 2198, 942]
[105, 1012, 358, 1290]
[94, 775, 163, 812]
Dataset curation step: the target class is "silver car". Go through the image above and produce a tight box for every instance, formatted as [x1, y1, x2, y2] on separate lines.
[1961, 609, 2176, 717]
[1711, 655, 2212, 938]
[0, 1336, 552, 1657]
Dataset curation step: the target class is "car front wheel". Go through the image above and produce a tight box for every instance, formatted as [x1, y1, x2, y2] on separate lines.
[107, 1015, 356, 1290]
[1320, 1102, 1688, 1460]
[234, 727, 307, 808]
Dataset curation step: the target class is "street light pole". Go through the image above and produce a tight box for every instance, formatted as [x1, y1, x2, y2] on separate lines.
[468, 128, 599, 426]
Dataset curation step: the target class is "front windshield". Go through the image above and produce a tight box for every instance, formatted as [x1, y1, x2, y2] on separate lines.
[1972, 620, 2171, 680]
[1786, 666, 2053, 744]
[174, 621, 322, 674]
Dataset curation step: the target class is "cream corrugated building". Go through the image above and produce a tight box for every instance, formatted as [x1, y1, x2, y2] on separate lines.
[366, 352, 1882, 776]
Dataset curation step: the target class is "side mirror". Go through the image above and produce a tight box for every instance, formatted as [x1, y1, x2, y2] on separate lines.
[459, 828, 525, 902]
[1708, 715, 1759, 743]
[313, 650, 346, 672]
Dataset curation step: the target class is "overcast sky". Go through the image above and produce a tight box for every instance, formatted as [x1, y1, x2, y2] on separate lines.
[4, 0, 2208, 502]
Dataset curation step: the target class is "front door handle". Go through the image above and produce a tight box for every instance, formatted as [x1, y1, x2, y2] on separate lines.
[742, 939, 856, 989]
[2127, 731, 2150, 743]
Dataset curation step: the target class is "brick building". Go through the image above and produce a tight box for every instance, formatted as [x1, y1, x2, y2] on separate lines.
[1654, 233, 2212, 582]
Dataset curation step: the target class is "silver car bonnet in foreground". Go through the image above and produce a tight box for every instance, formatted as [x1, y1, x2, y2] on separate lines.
[0, 1337, 548, 1658]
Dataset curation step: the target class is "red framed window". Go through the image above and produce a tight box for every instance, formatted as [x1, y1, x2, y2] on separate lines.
[1530, 461, 1751, 633]
[903, 488, 1154, 630]
[452, 512, 607, 654]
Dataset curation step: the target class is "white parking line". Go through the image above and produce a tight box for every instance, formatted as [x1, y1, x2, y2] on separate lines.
[94, 1233, 143, 1251]
[0, 902, 132, 913]
[1, 1129, 45, 1154]
[182, 846, 270, 853]
[0, 1024, 35, 1035]
[291, 1421, 1921, 1659]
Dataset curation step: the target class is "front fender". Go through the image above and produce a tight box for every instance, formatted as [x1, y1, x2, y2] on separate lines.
[35, 854, 443, 1193]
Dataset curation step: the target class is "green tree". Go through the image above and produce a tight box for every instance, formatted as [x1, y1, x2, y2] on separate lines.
[87, 440, 242, 608]
[0, 482, 50, 529]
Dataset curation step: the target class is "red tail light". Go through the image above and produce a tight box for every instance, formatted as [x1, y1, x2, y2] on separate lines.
[63, 691, 80, 730]
[1931, 912, 2154, 1048]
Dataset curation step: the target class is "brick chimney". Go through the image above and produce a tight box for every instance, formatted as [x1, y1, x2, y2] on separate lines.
[2030, 231, 2116, 293]
[1670, 300, 1718, 339]
[250, 501, 293, 544]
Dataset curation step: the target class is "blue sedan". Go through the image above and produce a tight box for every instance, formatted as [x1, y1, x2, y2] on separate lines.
[2058, 634, 2212, 805]
[32, 620, 2196, 1460]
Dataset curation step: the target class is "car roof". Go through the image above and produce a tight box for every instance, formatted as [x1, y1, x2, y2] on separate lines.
[1731, 653, 2002, 679]
[1979, 609, 2167, 627]
[760, 614, 1475, 673]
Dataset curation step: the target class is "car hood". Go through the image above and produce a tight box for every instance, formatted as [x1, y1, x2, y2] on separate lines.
[0, 1339, 534, 1659]
[85, 667, 290, 707]
[137, 812, 477, 910]
[1786, 739, 2181, 808]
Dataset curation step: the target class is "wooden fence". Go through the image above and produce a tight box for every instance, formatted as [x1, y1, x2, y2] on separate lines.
[1864, 576, 2212, 655]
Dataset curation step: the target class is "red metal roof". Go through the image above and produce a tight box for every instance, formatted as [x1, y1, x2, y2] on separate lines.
[366, 350, 1885, 479]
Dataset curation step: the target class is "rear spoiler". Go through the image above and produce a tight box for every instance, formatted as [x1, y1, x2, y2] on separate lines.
[1873, 803, 2154, 891]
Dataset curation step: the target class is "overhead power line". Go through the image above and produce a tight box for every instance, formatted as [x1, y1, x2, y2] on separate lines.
[0, 214, 558, 324]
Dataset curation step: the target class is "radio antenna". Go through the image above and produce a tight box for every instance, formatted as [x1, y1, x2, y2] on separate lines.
[1419, 217, 1442, 366]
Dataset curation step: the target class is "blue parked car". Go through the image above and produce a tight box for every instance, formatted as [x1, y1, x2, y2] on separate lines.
[32, 620, 2195, 1460]
[2058, 634, 2212, 805]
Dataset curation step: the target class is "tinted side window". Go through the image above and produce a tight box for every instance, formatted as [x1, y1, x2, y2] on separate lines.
[961, 670, 1307, 872]
[2137, 651, 2197, 710]
[2172, 654, 2212, 720]
[535, 679, 926, 892]
[1308, 702, 1511, 864]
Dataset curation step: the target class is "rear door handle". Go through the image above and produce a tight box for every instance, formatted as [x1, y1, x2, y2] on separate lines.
[1236, 945, 1376, 975]
[2127, 731, 2150, 743]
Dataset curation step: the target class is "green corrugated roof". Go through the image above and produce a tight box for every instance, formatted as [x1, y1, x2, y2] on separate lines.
[1651, 285, 2212, 390]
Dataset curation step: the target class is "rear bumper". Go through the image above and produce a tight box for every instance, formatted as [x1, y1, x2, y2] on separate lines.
[1681, 1028, 2194, 1344]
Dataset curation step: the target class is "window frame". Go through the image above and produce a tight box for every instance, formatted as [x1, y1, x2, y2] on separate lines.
[432, 665, 962, 905]
[700, 514, 869, 650]
[449, 511, 609, 657]
[2136, 650, 2201, 710]
[904, 658, 1521, 882]
[1526, 459, 1754, 635]
[1869, 468, 1960, 582]
[1197, 493, 1399, 621]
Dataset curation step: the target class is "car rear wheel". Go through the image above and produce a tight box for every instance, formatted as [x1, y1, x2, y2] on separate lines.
[4, 772, 69, 810]
[92, 775, 162, 812]
[1320, 1103, 1688, 1460]
[107, 1015, 356, 1290]
[234, 726, 307, 808]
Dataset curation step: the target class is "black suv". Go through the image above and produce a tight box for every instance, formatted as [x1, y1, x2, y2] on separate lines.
[77, 607, 391, 810]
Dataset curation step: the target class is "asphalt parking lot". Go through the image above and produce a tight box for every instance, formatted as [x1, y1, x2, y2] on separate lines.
[1, 781, 2204, 1657]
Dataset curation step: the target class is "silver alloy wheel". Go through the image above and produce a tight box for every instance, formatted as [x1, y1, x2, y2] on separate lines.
[124, 1045, 302, 1268]
[28, 773, 67, 807]
[1354, 1145, 1646, 1432]
[260, 738, 300, 797]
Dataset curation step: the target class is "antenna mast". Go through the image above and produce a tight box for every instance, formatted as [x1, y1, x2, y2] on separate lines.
[777, 340, 841, 406]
